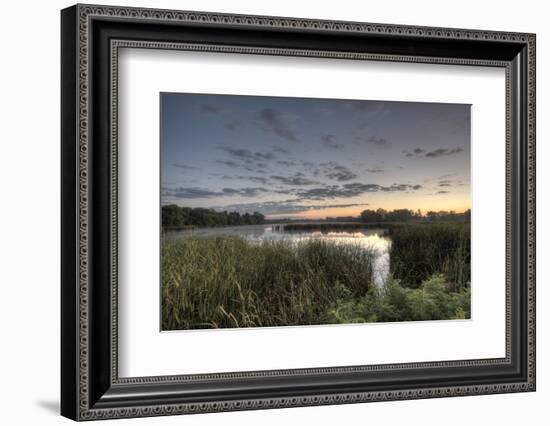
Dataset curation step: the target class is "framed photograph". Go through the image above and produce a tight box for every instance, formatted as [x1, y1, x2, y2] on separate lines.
[61, 4, 536, 421]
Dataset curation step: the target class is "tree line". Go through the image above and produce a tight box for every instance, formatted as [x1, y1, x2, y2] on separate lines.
[162, 204, 470, 229]
[359, 208, 471, 223]
[162, 205, 265, 229]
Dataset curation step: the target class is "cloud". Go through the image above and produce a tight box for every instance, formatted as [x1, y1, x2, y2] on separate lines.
[222, 187, 269, 197]
[162, 187, 221, 199]
[405, 148, 425, 157]
[258, 108, 298, 143]
[224, 120, 242, 130]
[436, 176, 465, 188]
[320, 203, 369, 209]
[321, 162, 358, 182]
[294, 185, 355, 200]
[380, 183, 422, 191]
[405, 147, 464, 158]
[321, 134, 344, 150]
[438, 173, 456, 179]
[270, 175, 318, 186]
[212, 201, 370, 216]
[162, 186, 268, 199]
[277, 160, 297, 167]
[163, 177, 423, 204]
[172, 163, 200, 170]
[366, 136, 389, 147]
[326, 168, 358, 182]
[255, 152, 276, 160]
[216, 160, 239, 167]
[217, 146, 276, 162]
[366, 167, 384, 173]
[217, 146, 276, 173]
[436, 190, 450, 194]
[272, 146, 290, 155]
[201, 104, 223, 113]
[353, 135, 390, 148]
[425, 147, 464, 158]
[234, 176, 269, 185]
[294, 182, 422, 200]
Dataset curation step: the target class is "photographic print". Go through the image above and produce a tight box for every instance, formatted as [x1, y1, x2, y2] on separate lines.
[161, 93, 471, 331]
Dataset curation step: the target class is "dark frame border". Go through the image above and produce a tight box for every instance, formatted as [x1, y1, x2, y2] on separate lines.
[61, 4, 535, 421]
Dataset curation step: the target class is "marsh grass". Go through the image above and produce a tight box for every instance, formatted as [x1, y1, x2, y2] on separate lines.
[390, 224, 470, 289]
[162, 237, 376, 330]
[162, 224, 471, 330]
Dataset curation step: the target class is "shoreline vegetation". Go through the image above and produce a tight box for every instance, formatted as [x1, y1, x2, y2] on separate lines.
[162, 205, 266, 231]
[161, 205, 471, 330]
[161, 205, 470, 231]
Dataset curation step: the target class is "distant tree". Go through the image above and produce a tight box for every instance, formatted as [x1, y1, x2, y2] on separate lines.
[386, 209, 415, 222]
[161, 205, 265, 229]
[359, 208, 469, 223]
[252, 212, 265, 225]
[376, 208, 388, 220]
[426, 210, 468, 222]
[360, 209, 383, 223]
[426, 210, 438, 222]
[161, 205, 180, 227]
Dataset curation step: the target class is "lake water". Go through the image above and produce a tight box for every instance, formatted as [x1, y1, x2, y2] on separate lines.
[165, 224, 391, 289]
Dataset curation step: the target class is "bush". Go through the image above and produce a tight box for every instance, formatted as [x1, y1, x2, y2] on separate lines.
[324, 274, 471, 324]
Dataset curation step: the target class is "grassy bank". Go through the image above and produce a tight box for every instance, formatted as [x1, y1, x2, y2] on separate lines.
[390, 223, 470, 289]
[162, 234, 470, 330]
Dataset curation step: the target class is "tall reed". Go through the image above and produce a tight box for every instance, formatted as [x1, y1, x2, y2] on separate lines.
[162, 237, 376, 330]
[389, 223, 470, 289]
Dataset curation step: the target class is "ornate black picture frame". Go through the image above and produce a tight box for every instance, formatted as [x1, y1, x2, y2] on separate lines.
[61, 4, 536, 421]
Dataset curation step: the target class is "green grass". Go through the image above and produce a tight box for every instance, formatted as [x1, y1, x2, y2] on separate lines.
[162, 230, 471, 330]
[390, 223, 470, 289]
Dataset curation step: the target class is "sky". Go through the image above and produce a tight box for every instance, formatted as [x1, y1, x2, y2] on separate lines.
[161, 93, 471, 219]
